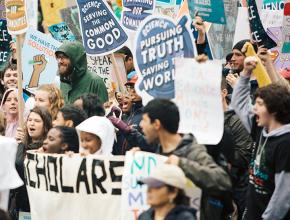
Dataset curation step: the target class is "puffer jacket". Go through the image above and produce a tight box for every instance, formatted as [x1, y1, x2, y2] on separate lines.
[56, 41, 108, 104]
[157, 134, 232, 220]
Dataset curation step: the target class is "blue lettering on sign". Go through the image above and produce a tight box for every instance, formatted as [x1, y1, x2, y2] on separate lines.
[122, 0, 155, 31]
[77, 0, 128, 56]
[134, 15, 195, 100]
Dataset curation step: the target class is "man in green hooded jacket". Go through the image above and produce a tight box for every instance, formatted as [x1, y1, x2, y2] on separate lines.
[55, 41, 108, 104]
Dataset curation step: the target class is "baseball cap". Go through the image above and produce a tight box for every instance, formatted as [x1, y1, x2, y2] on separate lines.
[125, 73, 138, 86]
[139, 164, 187, 189]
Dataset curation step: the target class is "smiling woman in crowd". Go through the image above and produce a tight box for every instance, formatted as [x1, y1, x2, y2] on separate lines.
[34, 84, 64, 120]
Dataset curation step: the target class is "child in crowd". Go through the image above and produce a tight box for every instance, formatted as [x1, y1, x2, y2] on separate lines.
[40, 126, 79, 154]
[76, 116, 115, 155]
[34, 84, 64, 120]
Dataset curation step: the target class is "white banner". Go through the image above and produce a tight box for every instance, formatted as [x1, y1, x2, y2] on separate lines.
[25, 151, 124, 220]
[175, 58, 224, 145]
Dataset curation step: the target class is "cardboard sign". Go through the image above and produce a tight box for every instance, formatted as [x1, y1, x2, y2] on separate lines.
[207, 0, 239, 59]
[48, 22, 76, 42]
[24, 151, 124, 220]
[247, 0, 276, 49]
[87, 54, 127, 90]
[175, 59, 224, 145]
[121, 152, 167, 220]
[5, 0, 28, 35]
[188, 0, 226, 24]
[40, 0, 66, 27]
[0, 19, 12, 71]
[154, 4, 179, 18]
[77, 0, 128, 56]
[21, 28, 61, 89]
[60, 6, 82, 41]
[134, 15, 196, 105]
[121, 0, 155, 31]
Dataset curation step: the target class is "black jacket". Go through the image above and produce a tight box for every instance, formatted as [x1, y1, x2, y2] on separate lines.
[138, 205, 196, 220]
[157, 134, 232, 220]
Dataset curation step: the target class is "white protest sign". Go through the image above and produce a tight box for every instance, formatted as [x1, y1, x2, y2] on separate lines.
[25, 151, 124, 220]
[87, 54, 127, 91]
[260, 9, 283, 29]
[0, 136, 23, 210]
[233, 7, 251, 46]
[174, 58, 224, 145]
[121, 152, 167, 220]
[21, 28, 61, 89]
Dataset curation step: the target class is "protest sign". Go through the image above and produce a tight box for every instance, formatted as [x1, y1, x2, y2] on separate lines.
[233, 7, 251, 46]
[121, 0, 155, 31]
[19, 212, 31, 220]
[267, 26, 290, 70]
[262, 0, 284, 10]
[282, 1, 290, 53]
[60, 6, 82, 41]
[5, 0, 28, 35]
[0, 136, 23, 210]
[175, 58, 224, 145]
[24, 151, 124, 220]
[0, 0, 5, 19]
[260, 9, 283, 29]
[156, 0, 182, 5]
[26, 0, 38, 29]
[40, 0, 66, 27]
[22, 28, 61, 89]
[76, 0, 128, 56]
[188, 0, 226, 24]
[154, 4, 179, 18]
[247, 0, 276, 49]
[207, 0, 239, 59]
[87, 54, 127, 90]
[134, 15, 196, 105]
[121, 152, 167, 220]
[0, 20, 12, 71]
[48, 22, 76, 42]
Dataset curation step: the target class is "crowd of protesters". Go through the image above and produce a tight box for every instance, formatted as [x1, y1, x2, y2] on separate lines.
[1, 11, 290, 220]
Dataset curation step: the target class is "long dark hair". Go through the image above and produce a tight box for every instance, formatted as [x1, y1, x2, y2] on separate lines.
[24, 107, 52, 146]
[166, 185, 190, 206]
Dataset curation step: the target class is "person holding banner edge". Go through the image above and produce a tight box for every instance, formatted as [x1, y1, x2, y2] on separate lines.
[138, 99, 232, 220]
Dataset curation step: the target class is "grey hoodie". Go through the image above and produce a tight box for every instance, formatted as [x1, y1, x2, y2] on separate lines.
[231, 76, 290, 220]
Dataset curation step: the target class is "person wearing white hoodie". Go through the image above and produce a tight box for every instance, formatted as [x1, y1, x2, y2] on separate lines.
[231, 57, 290, 220]
[76, 116, 115, 155]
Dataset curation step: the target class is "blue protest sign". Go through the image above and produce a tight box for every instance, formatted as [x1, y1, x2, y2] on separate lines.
[188, 0, 226, 24]
[121, 0, 155, 31]
[0, 19, 12, 70]
[134, 15, 196, 104]
[76, 0, 128, 56]
[48, 22, 76, 42]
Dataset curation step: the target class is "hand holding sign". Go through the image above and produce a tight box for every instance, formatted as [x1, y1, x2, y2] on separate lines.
[28, 54, 47, 88]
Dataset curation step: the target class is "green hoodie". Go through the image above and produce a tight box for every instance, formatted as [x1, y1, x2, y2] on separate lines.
[56, 41, 108, 104]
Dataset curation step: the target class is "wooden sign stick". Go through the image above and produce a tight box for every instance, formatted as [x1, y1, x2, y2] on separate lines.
[111, 53, 126, 93]
[16, 34, 24, 128]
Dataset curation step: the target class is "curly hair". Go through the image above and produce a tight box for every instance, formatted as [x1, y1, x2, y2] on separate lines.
[254, 83, 290, 124]
[37, 84, 64, 119]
